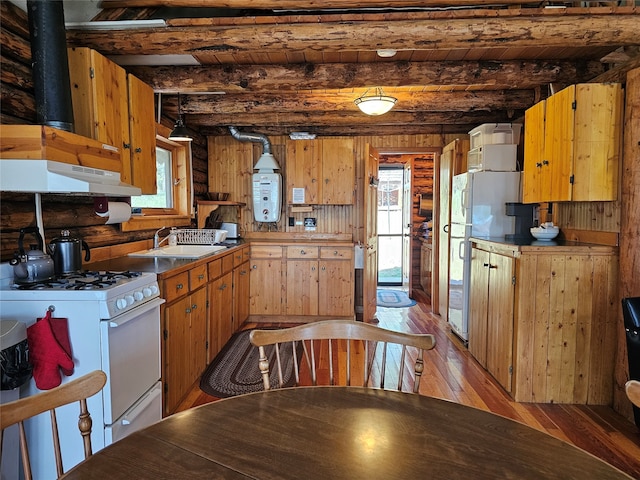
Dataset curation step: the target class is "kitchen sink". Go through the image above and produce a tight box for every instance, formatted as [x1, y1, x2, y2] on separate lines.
[128, 245, 227, 259]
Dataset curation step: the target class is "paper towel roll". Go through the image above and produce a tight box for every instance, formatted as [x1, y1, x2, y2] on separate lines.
[96, 202, 132, 224]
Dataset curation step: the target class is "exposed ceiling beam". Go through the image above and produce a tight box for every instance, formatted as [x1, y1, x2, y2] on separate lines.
[66, 13, 640, 56]
[186, 109, 523, 127]
[98, 0, 543, 8]
[130, 60, 603, 93]
[170, 90, 536, 114]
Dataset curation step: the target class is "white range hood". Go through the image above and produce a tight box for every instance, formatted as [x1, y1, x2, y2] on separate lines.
[0, 160, 141, 197]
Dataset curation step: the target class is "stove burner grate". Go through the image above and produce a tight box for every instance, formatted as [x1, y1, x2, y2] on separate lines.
[11, 271, 144, 290]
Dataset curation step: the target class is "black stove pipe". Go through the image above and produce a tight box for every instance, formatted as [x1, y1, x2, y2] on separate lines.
[27, 0, 74, 132]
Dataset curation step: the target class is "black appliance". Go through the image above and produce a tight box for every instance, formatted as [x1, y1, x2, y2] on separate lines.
[0, 320, 32, 390]
[622, 297, 640, 428]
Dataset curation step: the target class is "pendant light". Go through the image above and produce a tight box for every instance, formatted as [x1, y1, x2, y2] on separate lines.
[169, 93, 192, 142]
[354, 87, 397, 116]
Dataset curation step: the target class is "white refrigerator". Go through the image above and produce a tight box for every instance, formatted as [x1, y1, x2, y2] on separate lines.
[448, 171, 521, 341]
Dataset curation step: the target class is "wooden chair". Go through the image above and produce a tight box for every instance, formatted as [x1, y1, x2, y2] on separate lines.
[0, 370, 107, 479]
[626, 380, 640, 408]
[249, 320, 436, 393]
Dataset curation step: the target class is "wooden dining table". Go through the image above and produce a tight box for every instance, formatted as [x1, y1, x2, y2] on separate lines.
[63, 387, 632, 479]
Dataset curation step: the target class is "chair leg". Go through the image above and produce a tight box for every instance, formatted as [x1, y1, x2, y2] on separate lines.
[257, 346, 271, 390]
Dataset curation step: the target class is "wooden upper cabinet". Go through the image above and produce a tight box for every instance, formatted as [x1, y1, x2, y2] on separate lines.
[286, 138, 354, 205]
[523, 83, 623, 203]
[127, 75, 157, 194]
[68, 47, 157, 194]
[321, 138, 355, 205]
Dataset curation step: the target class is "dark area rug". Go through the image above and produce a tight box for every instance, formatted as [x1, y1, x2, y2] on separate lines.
[377, 289, 417, 308]
[199, 329, 302, 398]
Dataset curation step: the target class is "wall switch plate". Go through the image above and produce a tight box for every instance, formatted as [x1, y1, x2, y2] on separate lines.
[288, 216, 295, 226]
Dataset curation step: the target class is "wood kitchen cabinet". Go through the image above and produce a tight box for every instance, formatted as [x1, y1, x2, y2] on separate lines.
[286, 137, 355, 205]
[67, 47, 157, 193]
[469, 239, 618, 404]
[249, 245, 284, 316]
[523, 83, 623, 203]
[317, 247, 354, 317]
[232, 246, 251, 329]
[161, 265, 208, 415]
[207, 253, 234, 361]
[285, 245, 354, 317]
[468, 248, 515, 392]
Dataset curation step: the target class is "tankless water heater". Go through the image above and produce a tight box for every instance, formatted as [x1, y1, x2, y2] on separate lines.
[252, 173, 281, 223]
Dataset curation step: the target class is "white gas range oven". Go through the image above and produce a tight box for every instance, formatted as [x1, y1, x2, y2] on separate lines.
[0, 263, 165, 479]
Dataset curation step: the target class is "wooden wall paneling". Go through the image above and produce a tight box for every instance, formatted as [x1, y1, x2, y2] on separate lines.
[614, 67, 639, 421]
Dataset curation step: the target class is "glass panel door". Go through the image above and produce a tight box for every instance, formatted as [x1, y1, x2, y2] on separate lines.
[377, 167, 404, 285]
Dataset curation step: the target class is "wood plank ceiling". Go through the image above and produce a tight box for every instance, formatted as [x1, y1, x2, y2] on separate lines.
[64, 0, 640, 136]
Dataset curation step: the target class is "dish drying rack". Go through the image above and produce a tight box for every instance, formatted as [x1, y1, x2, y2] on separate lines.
[173, 228, 226, 245]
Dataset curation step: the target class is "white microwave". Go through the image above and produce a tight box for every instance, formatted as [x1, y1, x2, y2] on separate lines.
[467, 144, 518, 172]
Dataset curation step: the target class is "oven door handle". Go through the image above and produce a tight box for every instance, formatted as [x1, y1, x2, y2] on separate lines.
[121, 386, 162, 425]
[108, 297, 165, 328]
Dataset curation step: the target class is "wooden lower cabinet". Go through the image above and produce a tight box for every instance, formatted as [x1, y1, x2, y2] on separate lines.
[249, 245, 284, 316]
[161, 245, 248, 416]
[469, 239, 618, 404]
[468, 248, 514, 392]
[233, 256, 251, 329]
[251, 242, 354, 321]
[162, 281, 207, 416]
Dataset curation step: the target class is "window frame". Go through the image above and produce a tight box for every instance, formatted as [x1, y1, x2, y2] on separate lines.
[121, 123, 193, 232]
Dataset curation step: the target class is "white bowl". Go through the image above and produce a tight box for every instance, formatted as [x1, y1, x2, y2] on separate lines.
[530, 226, 559, 241]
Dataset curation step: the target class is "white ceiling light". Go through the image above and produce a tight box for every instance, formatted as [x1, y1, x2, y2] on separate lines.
[354, 88, 397, 116]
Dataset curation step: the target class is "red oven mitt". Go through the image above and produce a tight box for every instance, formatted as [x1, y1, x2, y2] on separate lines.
[26, 310, 75, 390]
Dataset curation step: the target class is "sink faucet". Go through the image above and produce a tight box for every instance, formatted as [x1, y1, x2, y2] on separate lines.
[154, 226, 172, 249]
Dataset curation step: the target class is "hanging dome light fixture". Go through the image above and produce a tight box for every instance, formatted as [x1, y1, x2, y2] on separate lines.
[354, 87, 397, 116]
[169, 93, 193, 142]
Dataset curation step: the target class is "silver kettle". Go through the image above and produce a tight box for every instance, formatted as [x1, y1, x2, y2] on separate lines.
[48, 230, 91, 275]
[10, 227, 55, 284]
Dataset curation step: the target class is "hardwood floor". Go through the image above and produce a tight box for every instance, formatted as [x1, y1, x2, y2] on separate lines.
[177, 289, 640, 478]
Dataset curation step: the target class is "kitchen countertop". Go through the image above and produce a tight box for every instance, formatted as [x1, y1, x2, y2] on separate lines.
[470, 236, 617, 255]
[88, 241, 247, 276]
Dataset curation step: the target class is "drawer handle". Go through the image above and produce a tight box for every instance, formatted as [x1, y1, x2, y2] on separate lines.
[334, 250, 338, 256]
[240, 270, 247, 275]
[219, 283, 227, 290]
[177, 283, 184, 289]
[198, 274, 205, 280]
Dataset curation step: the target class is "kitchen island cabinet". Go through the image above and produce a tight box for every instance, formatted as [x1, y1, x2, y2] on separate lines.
[469, 238, 618, 404]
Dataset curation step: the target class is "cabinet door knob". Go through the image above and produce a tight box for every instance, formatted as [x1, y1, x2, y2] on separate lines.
[252, 265, 257, 269]
[177, 283, 184, 289]
[123, 142, 131, 149]
[192, 304, 197, 310]
[300, 250, 306, 255]
[185, 307, 191, 313]
[198, 274, 205, 280]
[542, 160, 549, 165]
[135, 147, 142, 153]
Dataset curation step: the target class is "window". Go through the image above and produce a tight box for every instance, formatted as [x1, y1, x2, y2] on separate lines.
[131, 146, 174, 209]
[121, 126, 193, 232]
